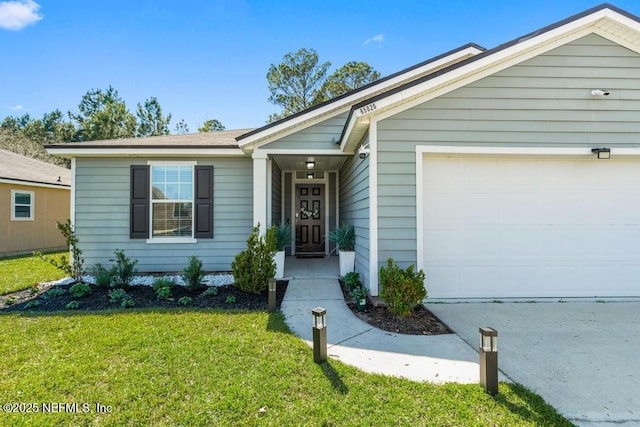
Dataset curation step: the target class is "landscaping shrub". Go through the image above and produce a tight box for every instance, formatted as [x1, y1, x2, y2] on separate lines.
[92, 263, 112, 288]
[108, 288, 134, 308]
[200, 287, 219, 297]
[42, 287, 66, 299]
[178, 296, 192, 306]
[65, 301, 79, 310]
[379, 258, 427, 318]
[152, 277, 175, 300]
[109, 249, 138, 290]
[232, 224, 276, 294]
[342, 272, 361, 292]
[37, 219, 84, 282]
[182, 256, 205, 291]
[69, 282, 92, 299]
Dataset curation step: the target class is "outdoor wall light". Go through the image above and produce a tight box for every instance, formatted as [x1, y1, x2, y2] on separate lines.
[591, 147, 611, 159]
[306, 161, 315, 169]
[307, 173, 314, 179]
[479, 327, 498, 395]
[590, 89, 610, 97]
[312, 307, 327, 363]
[268, 278, 276, 312]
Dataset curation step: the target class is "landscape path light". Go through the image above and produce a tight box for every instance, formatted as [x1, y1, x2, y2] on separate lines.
[479, 327, 498, 395]
[268, 278, 276, 312]
[312, 307, 327, 363]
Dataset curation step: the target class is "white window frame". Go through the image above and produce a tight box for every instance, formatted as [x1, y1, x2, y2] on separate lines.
[11, 189, 34, 221]
[146, 161, 197, 244]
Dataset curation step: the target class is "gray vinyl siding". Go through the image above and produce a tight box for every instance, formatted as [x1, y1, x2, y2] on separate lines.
[339, 137, 370, 289]
[271, 160, 282, 225]
[260, 113, 348, 150]
[377, 33, 640, 269]
[75, 157, 252, 272]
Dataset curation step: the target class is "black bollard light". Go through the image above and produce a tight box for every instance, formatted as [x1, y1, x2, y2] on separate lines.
[312, 307, 327, 363]
[479, 327, 498, 395]
[268, 278, 276, 312]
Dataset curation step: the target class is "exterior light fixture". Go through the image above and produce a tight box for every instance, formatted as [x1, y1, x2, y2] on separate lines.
[590, 89, 610, 97]
[268, 278, 276, 312]
[307, 173, 314, 179]
[479, 327, 498, 395]
[312, 307, 327, 363]
[306, 161, 315, 169]
[591, 148, 611, 159]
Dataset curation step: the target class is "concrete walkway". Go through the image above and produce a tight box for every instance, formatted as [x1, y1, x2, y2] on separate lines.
[280, 257, 481, 384]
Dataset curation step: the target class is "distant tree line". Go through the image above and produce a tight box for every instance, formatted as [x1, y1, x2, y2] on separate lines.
[1, 48, 379, 166]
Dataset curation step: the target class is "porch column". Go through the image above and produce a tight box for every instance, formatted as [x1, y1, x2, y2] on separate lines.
[252, 150, 268, 229]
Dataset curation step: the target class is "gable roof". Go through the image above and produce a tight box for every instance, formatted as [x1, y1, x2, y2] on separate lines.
[0, 149, 71, 188]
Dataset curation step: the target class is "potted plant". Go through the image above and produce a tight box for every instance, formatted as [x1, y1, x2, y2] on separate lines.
[329, 223, 355, 276]
[270, 223, 291, 279]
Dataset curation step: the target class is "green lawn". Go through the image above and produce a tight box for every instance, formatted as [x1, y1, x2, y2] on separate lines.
[0, 251, 68, 295]
[0, 309, 573, 426]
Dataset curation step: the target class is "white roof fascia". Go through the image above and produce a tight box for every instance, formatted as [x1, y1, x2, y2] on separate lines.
[46, 147, 246, 158]
[237, 45, 483, 149]
[0, 178, 71, 190]
[257, 148, 350, 156]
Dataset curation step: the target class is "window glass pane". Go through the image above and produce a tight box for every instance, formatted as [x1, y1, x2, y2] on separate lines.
[152, 166, 192, 200]
[14, 193, 31, 205]
[14, 205, 31, 218]
[152, 203, 192, 237]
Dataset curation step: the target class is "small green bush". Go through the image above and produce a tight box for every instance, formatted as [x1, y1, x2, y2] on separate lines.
[343, 272, 361, 291]
[108, 288, 134, 308]
[92, 263, 113, 288]
[69, 282, 92, 299]
[109, 249, 138, 290]
[182, 256, 205, 291]
[379, 258, 427, 318]
[153, 277, 175, 300]
[28, 285, 39, 295]
[65, 301, 80, 310]
[4, 296, 16, 306]
[225, 295, 236, 304]
[232, 223, 276, 294]
[350, 286, 368, 302]
[200, 287, 219, 297]
[42, 287, 67, 299]
[178, 296, 192, 306]
[24, 300, 40, 309]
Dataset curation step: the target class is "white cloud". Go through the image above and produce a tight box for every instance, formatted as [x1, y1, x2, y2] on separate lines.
[364, 34, 384, 45]
[0, 0, 43, 31]
[10, 104, 24, 110]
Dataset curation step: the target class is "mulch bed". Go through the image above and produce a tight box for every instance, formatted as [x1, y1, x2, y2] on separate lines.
[0, 280, 288, 312]
[339, 280, 452, 336]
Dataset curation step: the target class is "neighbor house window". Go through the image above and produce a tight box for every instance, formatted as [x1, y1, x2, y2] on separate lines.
[11, 190, 34, 221]
[151, 165, 194, 238]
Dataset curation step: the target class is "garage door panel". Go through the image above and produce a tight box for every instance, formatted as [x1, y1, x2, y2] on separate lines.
[422, 156, 640, 298]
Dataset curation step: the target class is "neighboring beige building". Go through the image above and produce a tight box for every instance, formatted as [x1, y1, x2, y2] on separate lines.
[0, 150, 71, 257]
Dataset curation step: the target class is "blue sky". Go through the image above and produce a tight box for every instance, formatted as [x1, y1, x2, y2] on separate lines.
[1, 0, 639, 132]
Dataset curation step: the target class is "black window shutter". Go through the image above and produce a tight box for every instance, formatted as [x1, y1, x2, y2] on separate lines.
[130, 165, 150, 239]
[194, 165, 214, 238]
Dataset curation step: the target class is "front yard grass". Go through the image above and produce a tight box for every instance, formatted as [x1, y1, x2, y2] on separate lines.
[0, 251, 68, 295]
[0, 309, 573, 426]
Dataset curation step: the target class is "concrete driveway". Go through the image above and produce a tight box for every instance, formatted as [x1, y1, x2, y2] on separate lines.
[427, 302, 640, 427]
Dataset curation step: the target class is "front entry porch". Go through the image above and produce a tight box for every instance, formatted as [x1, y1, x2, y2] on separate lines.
[283, 255, 339, 279]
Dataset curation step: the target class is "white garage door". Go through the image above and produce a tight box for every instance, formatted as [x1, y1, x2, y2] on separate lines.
[422, 155, 640, 299]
